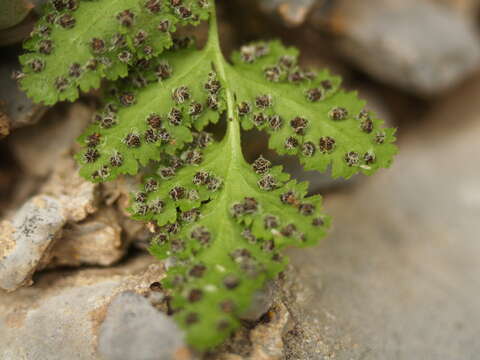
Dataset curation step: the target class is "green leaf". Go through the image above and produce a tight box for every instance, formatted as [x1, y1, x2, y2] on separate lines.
[19, 0, 211, 105]
[135, 136, 330, 349]
[68, 0, 397, 350]
[76, 44, 225, 182]
[228, 41, 398, 179]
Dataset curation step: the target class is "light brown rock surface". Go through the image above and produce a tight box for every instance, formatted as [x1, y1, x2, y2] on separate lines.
[0, 156, 103, 291]
[0, 104, 135, 291]
[282, 76, 480, 359]
[258, 0, 317, 26]
[8, 103, 91, 177]
[98, 291, 186, 360]
[0, 55, 46, 130]
[329, 0, 480, 96]
[44, 207, 125, 268]
[40, 155, 99, 223]
[0, 255, 187, 360]
[0, 195, 66, 292]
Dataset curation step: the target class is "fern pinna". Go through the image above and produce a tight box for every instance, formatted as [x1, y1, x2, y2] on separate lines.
[19, 0, 397, 350]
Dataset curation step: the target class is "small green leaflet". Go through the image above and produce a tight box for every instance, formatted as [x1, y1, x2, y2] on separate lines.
[19, 0, 211, 105]
[133, 137, 330, 348]
[228, 41, 397, 179]
[76, 45, 224, 182]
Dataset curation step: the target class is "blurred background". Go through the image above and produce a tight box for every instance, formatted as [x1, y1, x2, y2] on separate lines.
[0, 1, 479, 359]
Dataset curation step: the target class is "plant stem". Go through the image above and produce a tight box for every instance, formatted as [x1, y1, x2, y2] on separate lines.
[207, 0, 243, 164]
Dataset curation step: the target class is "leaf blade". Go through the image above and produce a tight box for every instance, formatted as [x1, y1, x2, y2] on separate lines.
[228, 40, 398, 179]
[20, 0, 211, 105]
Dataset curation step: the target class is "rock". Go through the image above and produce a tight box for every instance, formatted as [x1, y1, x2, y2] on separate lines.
[0, 195, 66, 292]
[39, 155, 99, 223]
[214, 355, 244, 360]
[31, 0, 48, 14]
[0, 144, 16, 217]
[1, 102, 144, 286]
[0, 110, 9, 138]
[210, 299, 290, 360]
[258, 0, 317, 26]
[0, 0, 32, 31]
[45, 207, 125, 268]
[429, 0, 480, 20]
[0, 255, 187, 360]
[0, 154, 102, 291]
[103, 176, 151, 249]
[240, 281, 276, 322]
[324, 0, 480, 96]
[249, 303, 290, 360]
[281, 74, 480, 359]
[0, 13, 36, 47]
[8, 103, 92, 177]
[98, 291, 186, 360]
[0, 55, 46, 130]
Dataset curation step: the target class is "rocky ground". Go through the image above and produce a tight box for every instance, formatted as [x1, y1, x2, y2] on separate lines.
[1, 1, 480, 359]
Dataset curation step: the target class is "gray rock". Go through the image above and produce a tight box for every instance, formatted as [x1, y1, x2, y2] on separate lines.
[429, 0, 480, 20]
[45, 207, 126, 268]
[1, 102, 141, 287]
[8, 103, 92, 177]
[0, 14, 35, 47]
[98, 291, 184, 360]
[330, 0, 480, 96]
[0, 195, 65, 292]
[0, 255, 183, 360]
[249, 303, 290, 360]
[0, 0, 32, 31]
[0, 154, 104, 291]
[39, 155, 99, 223]
[0, 56, 46, 130]
[240, 281, 275, 322]
[281, 74, 480, 359]
[258, 0, 317, 26]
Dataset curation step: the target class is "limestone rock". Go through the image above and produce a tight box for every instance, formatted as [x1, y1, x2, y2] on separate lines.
[258, 0, 317, 26]
[103, 175, 151, 248]
[327, 0, 480, 96]
[429, 0, 480, 20]
[0, 0, 32, 31]
[0, 146, 106, 291]
[0, 195, 66, 292]
[240, 281, 275, 322]
[45, 207, 125, 268]
[209, 297, 290, 360]
[0, 255, 187, 360]
[0, 56, 46, 130]
[254, 0, 480, 96]
[8, 103, 92, 177]
[40, 155, 99, 223]
[249, 303, 290, 360]
[281, 74, 480, 359]
[98, 291, 186, 360]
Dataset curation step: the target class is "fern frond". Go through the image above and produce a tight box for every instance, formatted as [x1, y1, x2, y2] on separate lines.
[136, 138, 329, 348]
[20, 0, 398, 350]
[76, 42, 225, 182]
[19, 0, 211, 105]
[229, 41, 398, 179]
